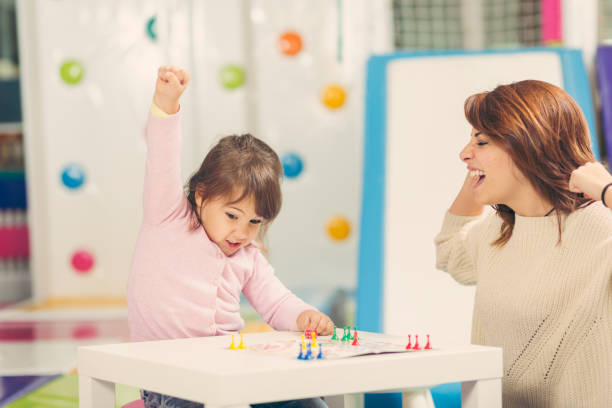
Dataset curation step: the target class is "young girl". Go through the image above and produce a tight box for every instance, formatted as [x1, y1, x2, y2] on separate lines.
[128, 66, 333, 408]
[435, 80, 612, 407]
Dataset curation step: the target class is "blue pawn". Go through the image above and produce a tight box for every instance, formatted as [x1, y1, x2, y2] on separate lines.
[317, 345, 324, 359]
[305, 344, 313, 360]
[297, 344, 304, 360]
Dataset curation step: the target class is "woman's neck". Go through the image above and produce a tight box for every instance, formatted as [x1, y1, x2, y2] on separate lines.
[505, 187, 553, 217]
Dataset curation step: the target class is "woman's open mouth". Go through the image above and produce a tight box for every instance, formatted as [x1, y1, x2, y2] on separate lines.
[474, 174, 485, 188]
[470, 170, 486, 188]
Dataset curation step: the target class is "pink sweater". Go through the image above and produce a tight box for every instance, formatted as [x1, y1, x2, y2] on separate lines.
[127, 111, 313, 342]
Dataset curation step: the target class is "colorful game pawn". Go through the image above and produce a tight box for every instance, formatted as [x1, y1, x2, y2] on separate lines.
[238, 333, 246, 350]
[331, 326, 338, 341]
[425, 334, 432, 350]
[305, 343, 313, 360]
[317, 345, 324, 359]
[297, 344, 304, 360]
[341, 327, 347, 342]
[349, 326, 355, 340]
[311, 332, 318, 347]
[351, 330, 360, 346]
[405, 334, 412, 350]
[301, 334, 306, 350]
[412, 334, 420, 350]
[229, 334, 237, 350]
[304, 329, 318, 339]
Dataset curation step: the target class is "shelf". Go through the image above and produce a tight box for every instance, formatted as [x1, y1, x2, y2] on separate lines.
[0, 121, 21, 133]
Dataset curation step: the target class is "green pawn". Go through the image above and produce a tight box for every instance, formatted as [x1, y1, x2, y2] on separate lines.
[341, 327, 348, 342]
[331, 326, 338, 341]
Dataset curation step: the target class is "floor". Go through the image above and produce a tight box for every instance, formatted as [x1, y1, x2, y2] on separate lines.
[0, 302, 132, 407]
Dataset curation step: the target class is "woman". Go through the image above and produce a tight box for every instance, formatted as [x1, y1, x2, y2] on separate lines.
[435, 80, 612, 407]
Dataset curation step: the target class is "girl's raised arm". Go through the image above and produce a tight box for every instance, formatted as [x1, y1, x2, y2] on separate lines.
[142, 66, 191, 224]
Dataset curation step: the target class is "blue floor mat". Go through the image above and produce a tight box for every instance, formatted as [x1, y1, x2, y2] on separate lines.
[0, 375, 59, 406]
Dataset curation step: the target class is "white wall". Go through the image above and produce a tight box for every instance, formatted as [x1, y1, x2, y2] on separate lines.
[383, 52, 563, 345]
[17, 0, 392, 306]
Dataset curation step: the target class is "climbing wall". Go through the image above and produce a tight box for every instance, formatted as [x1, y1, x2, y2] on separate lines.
[17, 0, 194, 301]
[16, 1, 391, 313]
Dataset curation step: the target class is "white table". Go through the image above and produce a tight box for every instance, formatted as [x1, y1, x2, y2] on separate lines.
[78, 331, 502, 408]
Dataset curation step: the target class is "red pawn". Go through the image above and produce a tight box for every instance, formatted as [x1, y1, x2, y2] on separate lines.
[424, 334, 432, 350]
[351, 330, 360, 346]
[405, 334, 412, 350]
[305, 329, 318, 339]
[412, 334, 421, 350]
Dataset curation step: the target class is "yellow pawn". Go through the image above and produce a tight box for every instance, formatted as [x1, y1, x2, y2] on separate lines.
[229, 334, 237, 350]
[238, 333, 246, 350]
[311, 332, 317, 347]
[301, 334, 306, 350]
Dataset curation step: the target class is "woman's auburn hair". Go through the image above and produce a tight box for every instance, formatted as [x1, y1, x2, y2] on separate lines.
[464, 80, 595, 246]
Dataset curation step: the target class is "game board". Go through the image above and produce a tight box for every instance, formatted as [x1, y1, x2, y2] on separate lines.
[247, 331, 432, 360]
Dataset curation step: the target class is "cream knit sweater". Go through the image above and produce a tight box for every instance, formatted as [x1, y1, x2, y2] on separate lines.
[435, 201, 612, 407]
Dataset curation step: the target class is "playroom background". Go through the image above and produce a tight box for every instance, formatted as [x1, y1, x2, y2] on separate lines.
[1, 0, 612, 407]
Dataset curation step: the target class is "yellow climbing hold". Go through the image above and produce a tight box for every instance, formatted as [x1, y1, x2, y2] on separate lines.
[327, 216, 351, 241]
[321, 85, 346, 109]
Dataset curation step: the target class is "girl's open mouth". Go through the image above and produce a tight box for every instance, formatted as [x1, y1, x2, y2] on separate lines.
[227, 241, 240, 250]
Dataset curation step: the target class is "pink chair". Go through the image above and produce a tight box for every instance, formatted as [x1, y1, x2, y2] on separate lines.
[122, 399, 145, 408]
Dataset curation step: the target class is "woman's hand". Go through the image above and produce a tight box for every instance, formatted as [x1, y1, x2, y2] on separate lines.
[569, 161, 612, 200]
[297, 310, 335, 335]
[153, 66, 190, 115]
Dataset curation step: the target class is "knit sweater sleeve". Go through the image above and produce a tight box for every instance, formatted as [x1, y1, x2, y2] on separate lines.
[242, 251, 314, 331]
[142, 110, 187, 225]
[434, 211, 488, 285]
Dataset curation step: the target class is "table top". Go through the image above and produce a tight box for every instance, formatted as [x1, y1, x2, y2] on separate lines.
[78, 331, 502, 406]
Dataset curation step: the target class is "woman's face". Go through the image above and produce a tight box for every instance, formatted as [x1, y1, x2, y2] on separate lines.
[460, 128, 528, 207]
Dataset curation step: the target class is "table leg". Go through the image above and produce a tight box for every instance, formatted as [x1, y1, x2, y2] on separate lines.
[78, 375, 115, 408]
[401, 390, 435, 408]
[325, 393, 364, 408]
[462, 379, 502, 408]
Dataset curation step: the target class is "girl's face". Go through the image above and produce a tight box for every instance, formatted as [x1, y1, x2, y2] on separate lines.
[197, 192, 263, 257]
[460, 128, 528, 207]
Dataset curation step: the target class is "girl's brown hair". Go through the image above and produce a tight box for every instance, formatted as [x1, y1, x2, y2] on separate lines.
[186, 134, 283, 237]
[464, 80, 595, 246]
